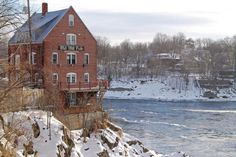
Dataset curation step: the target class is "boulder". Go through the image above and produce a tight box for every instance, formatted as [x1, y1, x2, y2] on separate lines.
[203, 91, 217, 99]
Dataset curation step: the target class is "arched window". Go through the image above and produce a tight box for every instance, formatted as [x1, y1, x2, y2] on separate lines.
[69, 14, 74, 26]
[66, 72, 77, 84]
[67, 52, 76, 64]
[52, 73, 58, 84]
[52, 52, 58, 64]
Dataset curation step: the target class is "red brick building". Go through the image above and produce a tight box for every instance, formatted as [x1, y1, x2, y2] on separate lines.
[8, 3, 108, 128]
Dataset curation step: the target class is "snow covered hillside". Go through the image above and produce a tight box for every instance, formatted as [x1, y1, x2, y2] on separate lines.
[105, 77, 236, 101]
[0, 110, 189, 157]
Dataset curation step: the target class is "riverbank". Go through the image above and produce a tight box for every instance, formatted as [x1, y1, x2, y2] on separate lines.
[105, 77, 236, 101]
[0, 110, 189, 157]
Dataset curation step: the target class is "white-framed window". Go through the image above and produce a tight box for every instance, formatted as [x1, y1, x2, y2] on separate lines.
[32, 52, 37, 64]
[66, 72, 77, 84]
[52, 73, 58, 84]
[52, 52, 58, 64]
[84, 73, 89, 83]
[67, 92, 77, 106]
[15, 54, 20, 69]
[67, 53, 76, 64]
[29, 52, 36, 64]
[84, 53, 89, 65]
[66, 34, 76, 45]
[69, 14, 74, 27]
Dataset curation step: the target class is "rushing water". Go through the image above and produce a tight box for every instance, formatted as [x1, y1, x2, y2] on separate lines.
[103, 99, 236, 157]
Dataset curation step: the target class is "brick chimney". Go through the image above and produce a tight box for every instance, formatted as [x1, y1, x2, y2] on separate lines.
[42, 3, 48, 16]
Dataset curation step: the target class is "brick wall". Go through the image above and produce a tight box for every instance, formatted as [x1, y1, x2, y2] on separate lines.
[8, 43, 43, 67]
[43, 7, 97, 89]
[63, 111, 105, 130]
[8, 43, 44, 81]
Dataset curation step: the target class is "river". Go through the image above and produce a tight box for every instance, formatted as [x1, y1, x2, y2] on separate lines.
[103, 99, 236, 157]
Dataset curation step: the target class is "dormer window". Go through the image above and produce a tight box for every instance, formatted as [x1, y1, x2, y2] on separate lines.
[66, 34, 76, 45]
[69, 14, 74, 27]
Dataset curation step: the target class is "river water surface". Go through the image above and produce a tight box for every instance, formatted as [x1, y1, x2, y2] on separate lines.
[103, 99, 236, 157]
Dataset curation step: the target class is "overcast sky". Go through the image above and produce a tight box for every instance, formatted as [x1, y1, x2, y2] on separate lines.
[29, 0, 236, 44]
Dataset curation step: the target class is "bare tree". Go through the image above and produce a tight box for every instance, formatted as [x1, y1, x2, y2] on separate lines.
[0, 0, 24, 38]
[96, 36, 111, 65]
[97, 33, 236, 80]
[131, 42, 147, 77]
[120, 39, 132, 68]
[171, 32, 186, 53]
[149, 33, 170, 53]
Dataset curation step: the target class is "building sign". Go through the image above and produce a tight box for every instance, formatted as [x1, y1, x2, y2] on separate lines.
[58, 45, 84, 51]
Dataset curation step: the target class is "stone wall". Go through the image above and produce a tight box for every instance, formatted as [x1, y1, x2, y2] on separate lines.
[63, 111, 105, 130]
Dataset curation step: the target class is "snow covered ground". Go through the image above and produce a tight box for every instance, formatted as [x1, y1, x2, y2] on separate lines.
[0, 110, 189, 157]
[105, 76, 236, 101]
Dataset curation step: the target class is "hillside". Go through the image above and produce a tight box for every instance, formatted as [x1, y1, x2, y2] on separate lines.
[105, 77, 236, 101]
[0, 110, 188, 157]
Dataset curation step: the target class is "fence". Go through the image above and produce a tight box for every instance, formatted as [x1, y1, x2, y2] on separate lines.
[0, 88, 44, 113]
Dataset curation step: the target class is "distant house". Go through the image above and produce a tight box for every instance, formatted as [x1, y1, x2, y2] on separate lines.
[155, 53, 181, 60]
[218, 70, 235, 80]
[8, 3, 108, 129]
[152, 52, 182, 71]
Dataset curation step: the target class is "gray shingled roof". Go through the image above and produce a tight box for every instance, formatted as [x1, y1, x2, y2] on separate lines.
[9, 8, 69, 44]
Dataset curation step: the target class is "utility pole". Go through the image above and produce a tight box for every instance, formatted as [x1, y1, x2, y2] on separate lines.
[234, 45, 236, 83]
[27, 0, 33, 84]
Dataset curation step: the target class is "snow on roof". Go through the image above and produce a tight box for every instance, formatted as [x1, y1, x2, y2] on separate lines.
[9, 8, 69, 44]
[156, 53, 181, 60]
